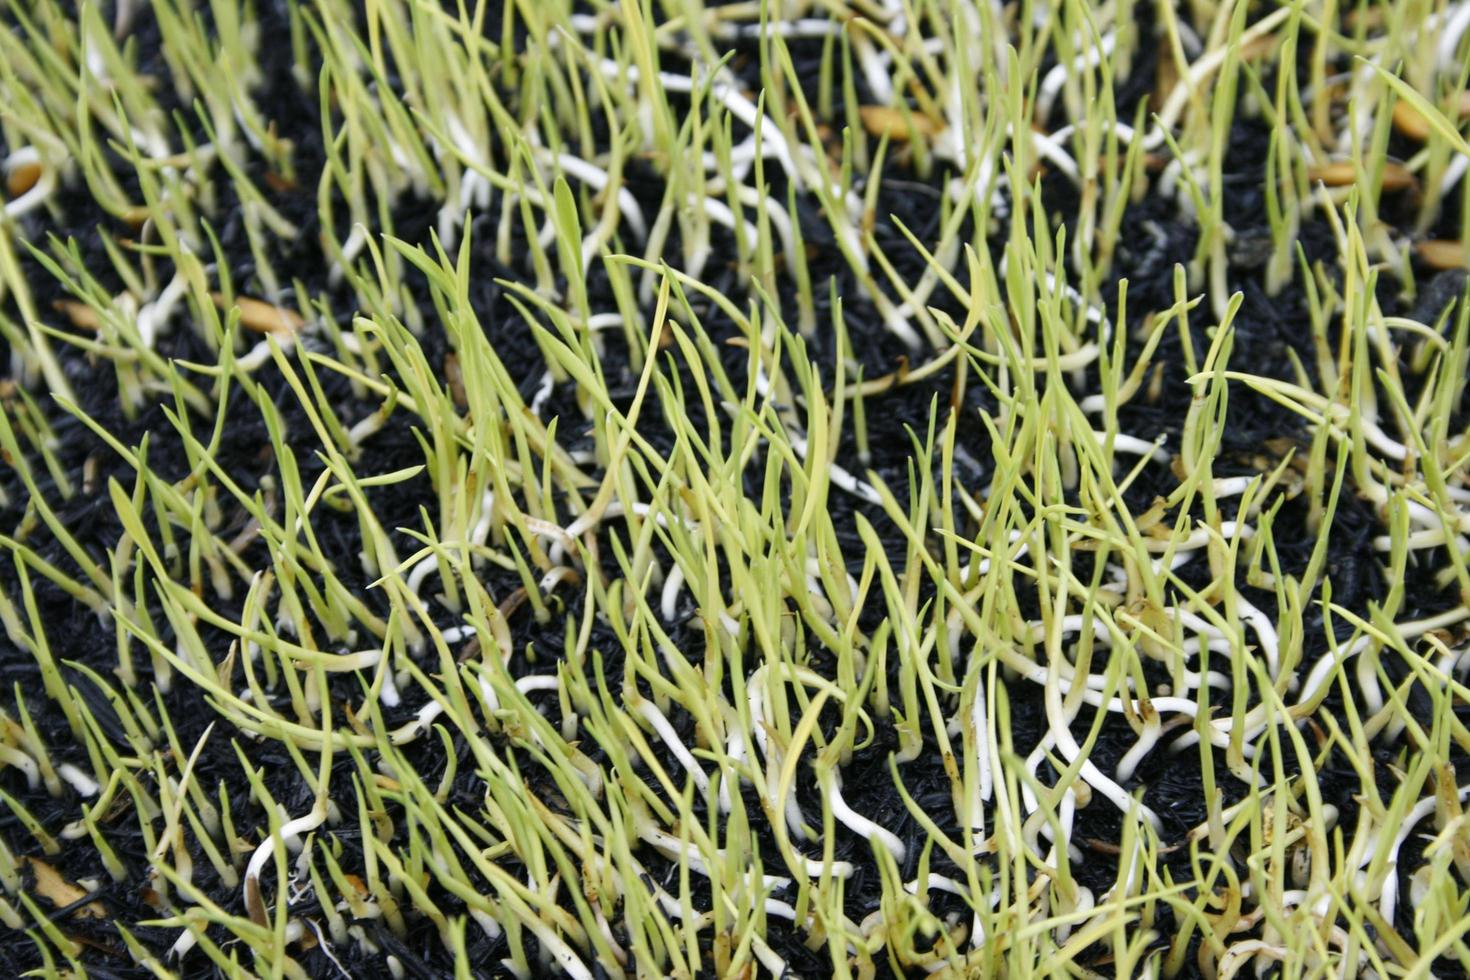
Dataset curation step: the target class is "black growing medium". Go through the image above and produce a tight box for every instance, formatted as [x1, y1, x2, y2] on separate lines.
[2, 1, 1469, 978]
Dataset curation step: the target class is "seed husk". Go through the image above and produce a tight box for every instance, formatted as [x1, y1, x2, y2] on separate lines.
[858, 105, 944, 142]
[211, 293, 305, 334]
[445, 352, 467, 408]
[1416, 240, 1469, 270]
[52, 299, 102, 331]
[1307, 160, 1416, 191]
[1392, 93, 1470, 142]
[5, 161, 42, 198]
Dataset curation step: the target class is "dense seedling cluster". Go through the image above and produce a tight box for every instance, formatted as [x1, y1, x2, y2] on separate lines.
[1, 0, 1470, 976]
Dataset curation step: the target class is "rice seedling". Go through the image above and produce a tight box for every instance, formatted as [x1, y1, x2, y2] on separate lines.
[0, 0, 1468, 976]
